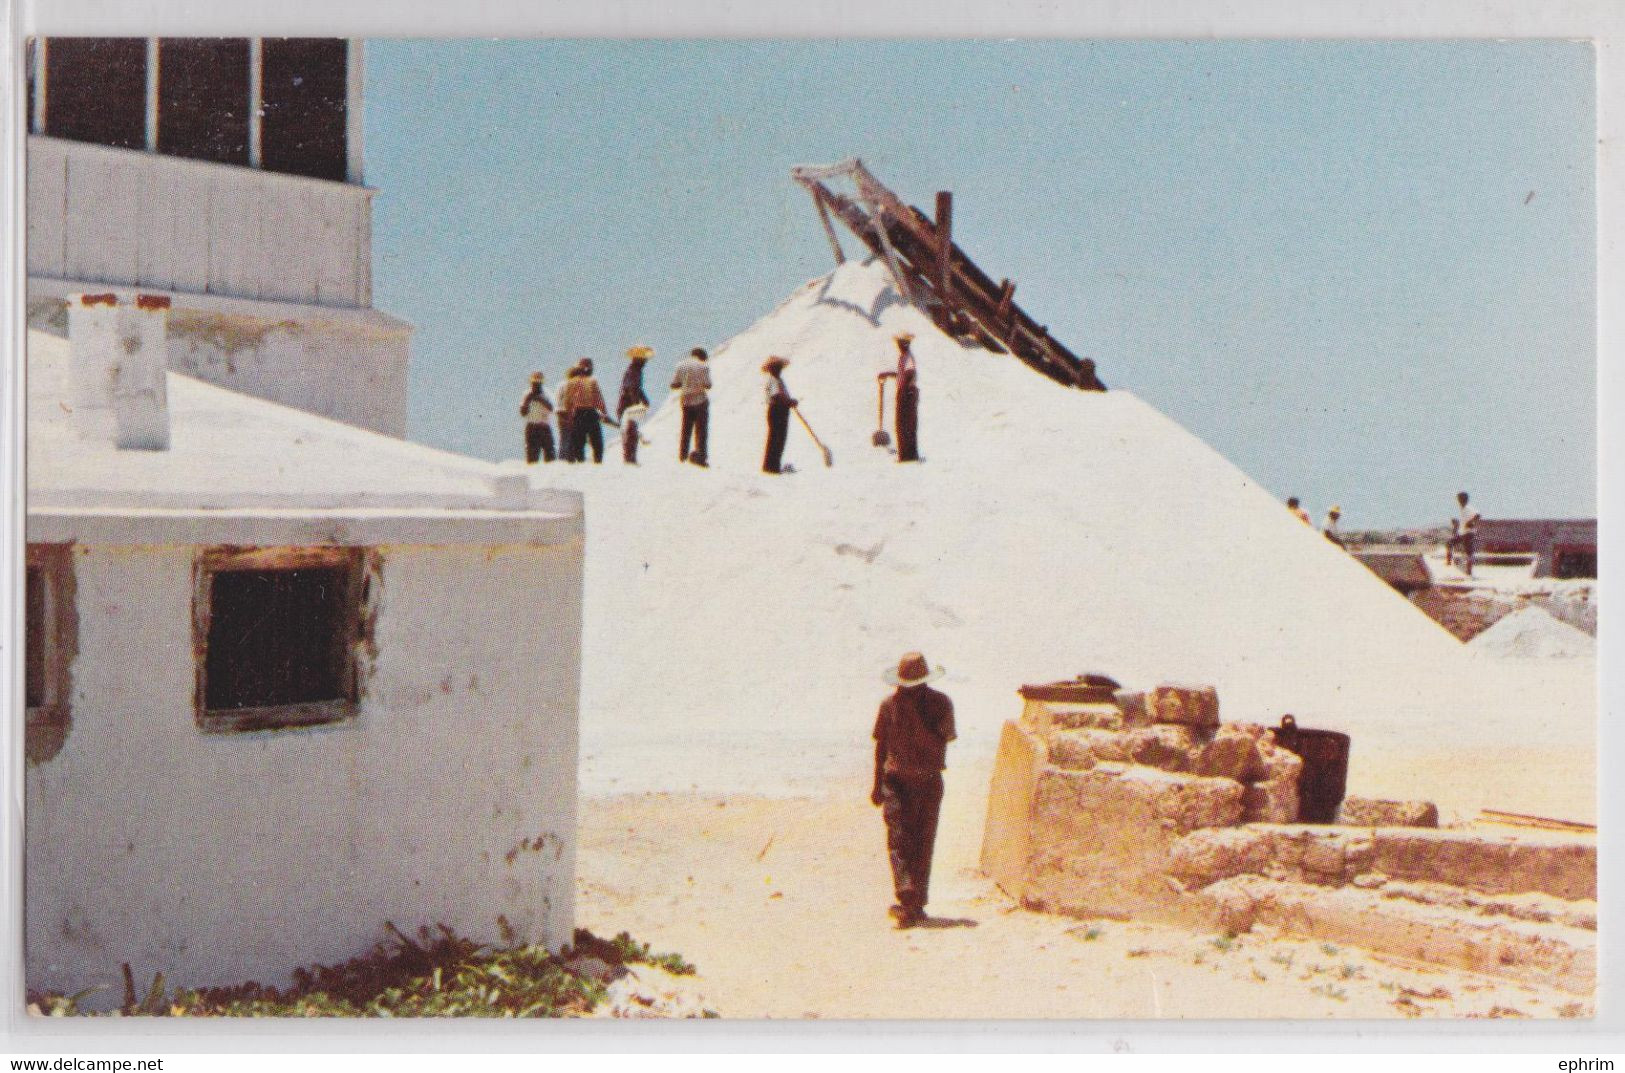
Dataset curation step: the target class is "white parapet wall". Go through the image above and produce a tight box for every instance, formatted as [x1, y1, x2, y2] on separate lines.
[24, 529, 583, 1001]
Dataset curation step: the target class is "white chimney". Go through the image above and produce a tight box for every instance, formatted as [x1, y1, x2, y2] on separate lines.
[67, 292, 172, 450]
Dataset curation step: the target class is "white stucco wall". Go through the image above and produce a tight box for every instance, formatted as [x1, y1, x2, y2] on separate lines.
[25, 538, 582, 1001]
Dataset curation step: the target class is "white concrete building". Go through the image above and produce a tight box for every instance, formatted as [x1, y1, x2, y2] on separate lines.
[25, 37, 409, 436]
[25, 305, 583, 1001]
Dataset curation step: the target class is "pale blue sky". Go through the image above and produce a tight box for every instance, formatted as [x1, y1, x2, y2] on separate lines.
[367, 39, 1594, 528]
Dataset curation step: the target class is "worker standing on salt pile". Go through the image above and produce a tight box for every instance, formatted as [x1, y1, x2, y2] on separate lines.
[1287, 497, 1312, 525]
[872, 651, 956, 929]
[671, 346, 712, 468]
[519, 372, 556, 464]
[1323, 505, 1345, 547]
[877, 332, 921, 462]
[1449, 490, 1481, 576]
[761, 356, 796, 475]
[557, 360, 584, 463]
[619, 346, 653, 465]
[574, 359, 612, 464]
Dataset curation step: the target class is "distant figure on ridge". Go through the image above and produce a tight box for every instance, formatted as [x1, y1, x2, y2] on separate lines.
[619, 346, 653, 465]
[557, 360, 584, 463]
[1448, 490, 1481, 575]
[761, 356, 796, 475]
[872, 650, 955, 929]
[1322, 505, 1345, 547]
[878, 331, 920, 462]
[519, 372, 556, 464]
[671, 347, 712, 468]
[560, 359, 611, 465]
[1287, 497, 1312, 526]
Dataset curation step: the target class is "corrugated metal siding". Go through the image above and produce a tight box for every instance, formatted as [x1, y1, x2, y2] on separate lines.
[26, 135, 371, 309]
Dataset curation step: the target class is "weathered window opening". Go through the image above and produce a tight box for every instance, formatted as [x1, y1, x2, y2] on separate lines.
[194, 547, 376, 734]
[260, 38, 348, 182]
[25, 545, 76, 764]
[157, 38, 252, 166]
[44, 37, 147, 150]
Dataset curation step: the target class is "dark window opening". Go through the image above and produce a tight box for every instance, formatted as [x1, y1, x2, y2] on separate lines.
[261, 38, 348, 182]
[1554, 549, 1597, 580]
[26, 39, 37, 132]
[157, 38, 250, 166]
[44, 37, 147, 149]
[197, 547, 370, 732]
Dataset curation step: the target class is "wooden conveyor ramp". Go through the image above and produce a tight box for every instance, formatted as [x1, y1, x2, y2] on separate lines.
[791, 159, 1106, 391]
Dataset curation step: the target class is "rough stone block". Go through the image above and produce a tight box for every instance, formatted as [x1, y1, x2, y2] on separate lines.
[1121, 724, 1197, 771]
[1338, 797, 1439, 828]
[1049, 703, 1126, 732]
[1241, 775, 1299, 825]
[1167, 827, 1273, 887]
[1048, 727, 1130, 770]
[1192, 724, 1262, 780]
[1113, 689, 1151, 727]
[1147, 684, 1220, 728]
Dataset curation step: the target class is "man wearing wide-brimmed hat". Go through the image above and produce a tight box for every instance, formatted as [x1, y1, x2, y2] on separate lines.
[619, 346, 653, 465]
[872, 650, 956, 928]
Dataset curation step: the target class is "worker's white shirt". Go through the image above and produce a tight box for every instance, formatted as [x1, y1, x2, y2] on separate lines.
[672, 358, 712, 403]
[523, 398, 551, 422]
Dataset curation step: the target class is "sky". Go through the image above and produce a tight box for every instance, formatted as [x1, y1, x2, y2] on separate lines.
[366, 39, 1595, 529]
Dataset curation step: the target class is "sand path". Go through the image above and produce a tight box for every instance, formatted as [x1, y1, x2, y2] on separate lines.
[576, 760, 1588, 1021]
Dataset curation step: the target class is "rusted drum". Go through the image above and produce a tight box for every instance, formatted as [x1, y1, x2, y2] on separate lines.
[1271, 714, 1351, 824]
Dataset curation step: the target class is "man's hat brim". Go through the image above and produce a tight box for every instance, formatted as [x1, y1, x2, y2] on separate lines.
[883, 664, 946, 687]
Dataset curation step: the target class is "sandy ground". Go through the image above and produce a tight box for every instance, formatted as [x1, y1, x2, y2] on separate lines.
[576, 758, 1591, 1021]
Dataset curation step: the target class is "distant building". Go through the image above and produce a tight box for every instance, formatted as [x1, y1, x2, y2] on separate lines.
[25, 309, 583, 1002]
[25, 37, 409, 436]
[1476, 519, 1597, 580]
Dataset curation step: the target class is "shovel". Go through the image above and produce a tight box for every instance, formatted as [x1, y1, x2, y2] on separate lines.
[793, 406, 834, 468]
[873, 378, 892, 448]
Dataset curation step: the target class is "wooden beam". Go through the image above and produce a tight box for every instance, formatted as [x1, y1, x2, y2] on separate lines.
[934, 191, 954, 331]
[810, 186, 846, 265]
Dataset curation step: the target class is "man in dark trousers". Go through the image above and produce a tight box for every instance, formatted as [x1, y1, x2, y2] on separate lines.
[519, 372, 556, 463]
[878, 332, 920, 462]
[872, 650, 956, 928]
[560, 360, 611, 464]
[761, 355, 796, 475]
[619, 346, 653, 464]
[671, 347, 712, 467]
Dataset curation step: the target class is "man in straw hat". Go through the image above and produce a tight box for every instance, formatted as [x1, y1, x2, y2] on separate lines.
[671, 347, 712, 467]
[619, 346, 654, 465]
[519, 372, 556, 464]
[1322, 504, 1345, 548]
[761, 355, 797, 475]
[877, 332, 921, 462]
[872, 650, 956, 928]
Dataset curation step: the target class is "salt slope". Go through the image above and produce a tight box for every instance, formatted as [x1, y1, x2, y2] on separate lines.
[1470, 606, 1597, 660]
[536, 261, 1594, 819]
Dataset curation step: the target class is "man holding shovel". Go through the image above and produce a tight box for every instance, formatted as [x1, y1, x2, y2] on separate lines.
[872, 651, 955, 928]
[877, 332, 921, 462]
[761, 356, 796, 474]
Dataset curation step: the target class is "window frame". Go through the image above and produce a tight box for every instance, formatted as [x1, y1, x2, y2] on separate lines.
[25, 544, 76, 764]
[192, 545, 377, 735]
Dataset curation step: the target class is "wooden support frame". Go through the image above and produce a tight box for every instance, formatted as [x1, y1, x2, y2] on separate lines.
[25, 544, 77, 765]
[790, 158, 1105, 391]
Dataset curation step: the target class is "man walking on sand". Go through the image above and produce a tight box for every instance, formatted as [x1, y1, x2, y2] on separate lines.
[1450, 490, 1481, 576]
[672, 347, 712, 467]
[872, 651, 956, 929]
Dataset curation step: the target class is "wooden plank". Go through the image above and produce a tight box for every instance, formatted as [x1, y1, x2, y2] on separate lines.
[934, 191, 953, 330]
[810, 186, 846, 265]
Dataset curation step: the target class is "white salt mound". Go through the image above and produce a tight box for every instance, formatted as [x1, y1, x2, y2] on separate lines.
[533, 260, 1594, 819]
[1469, 606, 1596, 660]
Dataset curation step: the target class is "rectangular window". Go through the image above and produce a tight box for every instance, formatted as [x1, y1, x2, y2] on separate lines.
[260, 38, 349, 182]
[157, 38, 251, 166]
[44, 37, 147, 149]
[194, 547, 374, 733]
[26, 545, 76, 765]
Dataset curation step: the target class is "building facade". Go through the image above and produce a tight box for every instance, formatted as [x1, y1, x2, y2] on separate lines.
[25, 38, 410, 436]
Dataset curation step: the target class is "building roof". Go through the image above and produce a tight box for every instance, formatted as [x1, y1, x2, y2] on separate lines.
[26, 328, 579, 546]
[1476, 518, 1597, 546]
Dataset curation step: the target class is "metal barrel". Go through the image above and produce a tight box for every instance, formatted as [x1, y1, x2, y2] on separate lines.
[1271, 714, 1351, 824]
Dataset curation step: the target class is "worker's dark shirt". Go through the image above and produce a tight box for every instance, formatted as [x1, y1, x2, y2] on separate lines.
[874, 685, 956, 776]
[619, 364, 649, 416]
